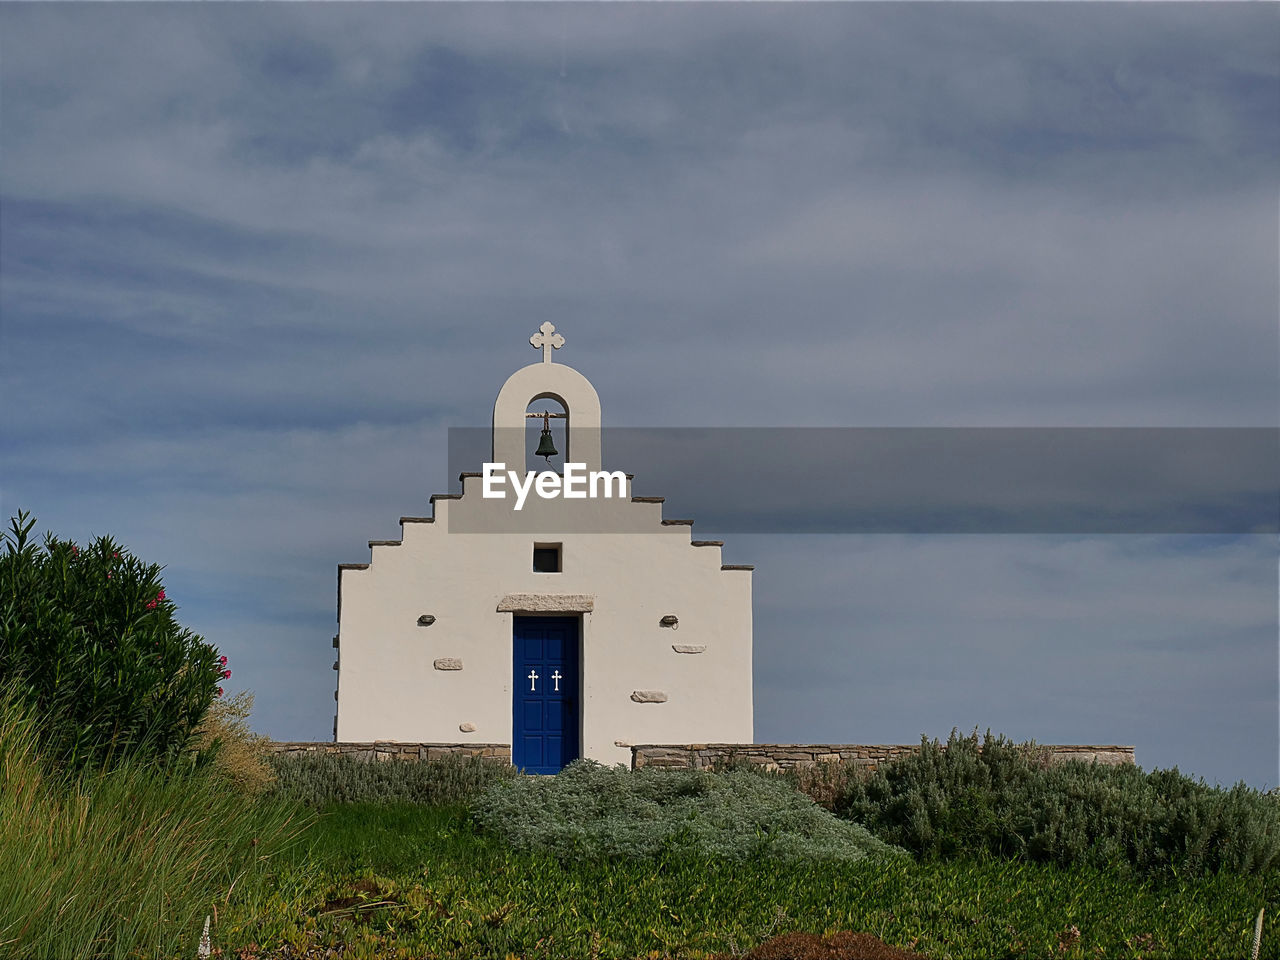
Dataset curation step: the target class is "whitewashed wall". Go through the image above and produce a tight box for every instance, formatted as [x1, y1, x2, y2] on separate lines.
[335, 350, 753, 768]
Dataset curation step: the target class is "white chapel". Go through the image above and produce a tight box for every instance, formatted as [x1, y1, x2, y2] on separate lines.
[334, 325, 753, 771]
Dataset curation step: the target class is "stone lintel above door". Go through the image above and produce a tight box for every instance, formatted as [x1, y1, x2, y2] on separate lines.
[497, 594, 595, 613]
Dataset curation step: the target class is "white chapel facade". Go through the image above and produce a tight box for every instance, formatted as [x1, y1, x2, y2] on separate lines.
[334, 326, 753, 770]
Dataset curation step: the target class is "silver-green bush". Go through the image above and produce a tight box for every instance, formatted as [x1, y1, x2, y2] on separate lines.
[835, 729, 1280, 876]
[268, 751, 517, 807]
[471, 760, 907, 863]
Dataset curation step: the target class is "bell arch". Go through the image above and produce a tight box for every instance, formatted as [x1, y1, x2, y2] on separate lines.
[493, 362, 602, 473]
[524, 393, 567, 474]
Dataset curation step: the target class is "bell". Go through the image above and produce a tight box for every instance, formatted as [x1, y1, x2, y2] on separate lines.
[535, 424, 559, 461]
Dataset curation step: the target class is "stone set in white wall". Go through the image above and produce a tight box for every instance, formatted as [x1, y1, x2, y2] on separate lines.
[495, 593, 594, 612]
[630, 690, 669, 703]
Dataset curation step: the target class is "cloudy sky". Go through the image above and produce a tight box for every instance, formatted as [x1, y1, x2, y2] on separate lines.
[2, 4, 1276, 787]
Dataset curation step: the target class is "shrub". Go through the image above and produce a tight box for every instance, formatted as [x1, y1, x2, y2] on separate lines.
[268, 750, 518, 807]
[0, 686, 309, 960]
[0, 511, 223, 771]
[471, 760, 907, 863]
[834, 729, 1280, 876]
[709, 754, 872, 810]
[190, 690, 276, 795]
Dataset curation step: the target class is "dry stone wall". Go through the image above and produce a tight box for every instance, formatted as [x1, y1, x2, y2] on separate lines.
[630, 743, 1136, 773]
[270, 741, 510, 763]
[269, 740, 1134, 773]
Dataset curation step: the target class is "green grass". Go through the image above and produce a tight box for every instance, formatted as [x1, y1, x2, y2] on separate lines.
[216, 802, 1279, 960]
[0, 692, 310, 960]
[11, 726, 1272, 960]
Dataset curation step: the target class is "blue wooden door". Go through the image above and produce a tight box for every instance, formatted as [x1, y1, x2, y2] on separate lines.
[513, 616, 579, 774]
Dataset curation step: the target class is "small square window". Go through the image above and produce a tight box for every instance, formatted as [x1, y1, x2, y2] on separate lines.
[533, 543, 562, 573]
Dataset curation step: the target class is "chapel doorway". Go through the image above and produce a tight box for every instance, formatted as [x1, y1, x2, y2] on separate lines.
[512, 615, 580, 774]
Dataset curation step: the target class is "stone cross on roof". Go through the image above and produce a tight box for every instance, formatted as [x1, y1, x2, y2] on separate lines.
[530, 322, 565, 363]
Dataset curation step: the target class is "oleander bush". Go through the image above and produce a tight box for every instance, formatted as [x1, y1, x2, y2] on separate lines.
[0, 687, 308, 960]
[0, 510, 224, 771]
[471, 759, 907, 863]
[834, 729, 1280, 876]
[268, 750, 519, 806]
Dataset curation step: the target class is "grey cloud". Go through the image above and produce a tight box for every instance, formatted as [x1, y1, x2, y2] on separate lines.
[1, 3, 1275, 785]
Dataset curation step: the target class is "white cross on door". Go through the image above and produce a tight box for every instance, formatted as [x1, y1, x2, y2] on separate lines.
[528, 669, 539, 691]
[551, 670, 562, 692]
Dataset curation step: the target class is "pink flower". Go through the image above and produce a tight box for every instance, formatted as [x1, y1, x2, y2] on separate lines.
[216, 687, 224, 697]
[70, 545, 79, 556]
[222, 670, 231, 679]
[156, 588, 165, 602]
[146, 599, 157, 610]
[106, 572, 112, 579]
[219, 655, 228, 666]
[113, 551, 119, 559]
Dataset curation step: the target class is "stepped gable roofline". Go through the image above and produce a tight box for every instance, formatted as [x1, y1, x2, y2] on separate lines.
[408, 479, 733, 548]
